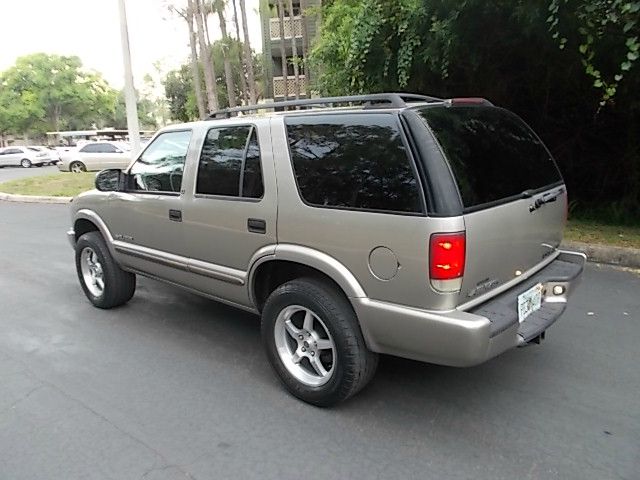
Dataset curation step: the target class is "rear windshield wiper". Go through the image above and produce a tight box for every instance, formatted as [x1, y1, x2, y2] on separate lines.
[527, 189, 563, 212]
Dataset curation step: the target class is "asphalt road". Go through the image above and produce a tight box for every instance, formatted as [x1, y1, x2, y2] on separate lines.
[0, 202, 638, 480]
[0, 165, 61, 183]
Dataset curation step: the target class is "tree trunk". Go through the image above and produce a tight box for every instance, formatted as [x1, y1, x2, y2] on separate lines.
[186, 6, 206, 119]
[191, 0, 218, 113]
[217, 4, 237, 108]
[238, 0, 257, 104]
[286, 0, 300, 99]
[277, 0, 289, 101]
[300, 0, 311, 95]
[231, 0, 249, 104]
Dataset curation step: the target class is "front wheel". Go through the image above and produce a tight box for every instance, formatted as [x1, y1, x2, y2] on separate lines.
[70, 161, 86, 173]
[75, 231, 136, 308]
[20, 158, 32, 168]
[262, 278, 378, 407]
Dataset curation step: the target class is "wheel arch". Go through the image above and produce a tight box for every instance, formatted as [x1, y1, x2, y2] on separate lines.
[73, 210, 116, 256]
[249, 245, 367, 312]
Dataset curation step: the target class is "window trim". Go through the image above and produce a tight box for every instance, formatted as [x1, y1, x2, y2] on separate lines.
[193, 123, 265, 202]
[284, 112, 427, 217]
[125, 128, 193, 196]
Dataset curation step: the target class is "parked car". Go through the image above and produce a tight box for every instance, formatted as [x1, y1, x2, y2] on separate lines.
[0, 146, 50, 168]
[31, 146, 61, 165]
[58, 141, 132, 172]
[66, 93, 586, 406]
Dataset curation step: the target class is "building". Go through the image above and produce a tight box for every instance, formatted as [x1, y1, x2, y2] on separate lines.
[259, 0, 322, 101]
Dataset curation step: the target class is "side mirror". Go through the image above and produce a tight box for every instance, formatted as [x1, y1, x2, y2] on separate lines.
[95, 169, 126, 192]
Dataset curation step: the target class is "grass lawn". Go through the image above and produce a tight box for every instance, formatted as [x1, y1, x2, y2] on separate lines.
[0, 172, 94, 197]
[565, 219, 640, 249]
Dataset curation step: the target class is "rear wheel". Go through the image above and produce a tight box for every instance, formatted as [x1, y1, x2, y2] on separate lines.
[70, 161, 86, 173]
[75, 231, 136, 309]
[262, 278, 378, 407]
[20, 158, 31, 168]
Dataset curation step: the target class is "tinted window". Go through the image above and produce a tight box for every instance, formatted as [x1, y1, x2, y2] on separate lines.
[417, 106, 563, 209]
[285, 114, 422, 213]
[129, 130, 192, 192]
[196, 126, 264, 199]
[80, 144, 99, 153]
[4, 148, 22, 154]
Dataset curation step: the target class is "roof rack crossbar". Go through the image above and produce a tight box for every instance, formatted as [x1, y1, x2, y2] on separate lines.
[207, 93, 442, 119]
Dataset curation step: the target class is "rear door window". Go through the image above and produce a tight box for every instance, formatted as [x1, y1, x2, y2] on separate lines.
[417, 106, 563, 210]
[285, 114, 423, 214]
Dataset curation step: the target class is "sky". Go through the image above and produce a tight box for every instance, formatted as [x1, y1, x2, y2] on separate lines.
[0, 0, 262, 90]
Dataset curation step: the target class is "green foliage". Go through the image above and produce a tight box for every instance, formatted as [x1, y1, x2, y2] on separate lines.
[163, 38, 262, 121]
[311, 0, 640, 222]
[547, 0, 640, 105]
[0, 53, 117, 136]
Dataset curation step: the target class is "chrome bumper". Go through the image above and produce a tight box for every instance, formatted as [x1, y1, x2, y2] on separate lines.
[353, 250, 587, 367]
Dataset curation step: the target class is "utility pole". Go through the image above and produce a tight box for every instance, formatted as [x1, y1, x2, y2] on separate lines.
[117, 0, 141, 154]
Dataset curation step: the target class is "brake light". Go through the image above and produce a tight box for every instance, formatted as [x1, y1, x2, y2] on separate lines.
[449, 97, 490, 106]
[430, 232, 466, 287]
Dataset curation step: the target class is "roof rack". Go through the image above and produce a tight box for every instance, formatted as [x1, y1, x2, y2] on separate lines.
[207, 93, 442, 119]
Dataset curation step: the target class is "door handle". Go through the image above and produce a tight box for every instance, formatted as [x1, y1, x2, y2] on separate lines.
[169, 209, 182, 222]
[247, 218, 266, 234]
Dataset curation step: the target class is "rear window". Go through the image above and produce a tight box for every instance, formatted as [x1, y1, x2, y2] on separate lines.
[417, 106, 562, 210]
[285, 114, 422, 214]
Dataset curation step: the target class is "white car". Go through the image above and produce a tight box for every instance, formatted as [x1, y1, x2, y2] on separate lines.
[0, 146, 50, 168]
[31, 146, 61, 165]
[58, 141, 132, 173]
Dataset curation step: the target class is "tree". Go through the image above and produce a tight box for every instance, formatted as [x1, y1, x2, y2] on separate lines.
[164, 38, 262, 120]
[191, 0, 219, 112]
[168, 2, 207, 118]
[0, 53, 116, 137]
[287, 0, 301, 98]
[214, 0, 238, 107]
[238, 0, 258, 104]
[310, 0, 640, 222]
[231, 0, 250, 103]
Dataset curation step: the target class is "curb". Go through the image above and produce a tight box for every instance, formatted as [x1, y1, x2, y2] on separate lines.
[0, 192, 72, 204]
[562, 241, 640, 269]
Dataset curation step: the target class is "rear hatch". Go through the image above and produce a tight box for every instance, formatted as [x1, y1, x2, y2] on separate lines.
[417, 104, 566, 303]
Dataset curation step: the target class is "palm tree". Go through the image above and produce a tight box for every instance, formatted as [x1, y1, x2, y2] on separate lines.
[276, 0, 289, 101]
[168, 3, 205, 118]
[238, 0, 257, 104]
[191, 0, 218, 112]
[231, 0, 249, 104]
[287, 0, 301, 99]
[214, 0, 237, 108]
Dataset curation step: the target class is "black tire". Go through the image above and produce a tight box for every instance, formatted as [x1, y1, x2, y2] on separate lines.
[75, 231, 136, 309]
[70, 161, 86, 173]
[20, 158, 32, 168]
[262, 278, 378, 407]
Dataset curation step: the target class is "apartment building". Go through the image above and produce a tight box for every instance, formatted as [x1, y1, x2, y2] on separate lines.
[259, 0, 322, 100]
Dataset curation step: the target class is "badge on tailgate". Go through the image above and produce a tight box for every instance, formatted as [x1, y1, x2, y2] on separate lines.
[518, 283, 544, 323]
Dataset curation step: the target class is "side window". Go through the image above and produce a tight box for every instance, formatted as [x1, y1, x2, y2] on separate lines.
[129, 130, 192, 193]
[80, 144, 98, 153]
[101, 143, 119, 153]
[285, 114, 423, 214]
[196, 125, 264, 199]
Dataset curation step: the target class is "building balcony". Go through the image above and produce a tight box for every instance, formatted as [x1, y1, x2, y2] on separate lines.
[273, 75, 307, 98]
[269, 16, 303, 40]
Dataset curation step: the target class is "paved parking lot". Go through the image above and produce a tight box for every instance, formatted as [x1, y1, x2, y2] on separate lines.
[0, 201, 638, 480]
[0, 165, 60, 183]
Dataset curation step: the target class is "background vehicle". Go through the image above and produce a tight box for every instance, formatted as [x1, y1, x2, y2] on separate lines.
[0, 146, 50, 168]
[31, 146, 61, 165]
[66, 94, 585, 406]
[58, 141, 132, 172]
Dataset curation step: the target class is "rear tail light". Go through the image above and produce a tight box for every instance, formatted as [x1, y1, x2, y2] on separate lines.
[429, 232, 466, 292]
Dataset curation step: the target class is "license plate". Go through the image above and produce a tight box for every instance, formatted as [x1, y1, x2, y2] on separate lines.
[518, 283, 543, 323]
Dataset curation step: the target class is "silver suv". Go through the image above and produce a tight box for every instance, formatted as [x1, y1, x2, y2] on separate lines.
[66, 94, 586, 406]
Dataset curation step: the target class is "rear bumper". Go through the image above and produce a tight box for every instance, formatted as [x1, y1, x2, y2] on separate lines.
[353, 250, 586, 366]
